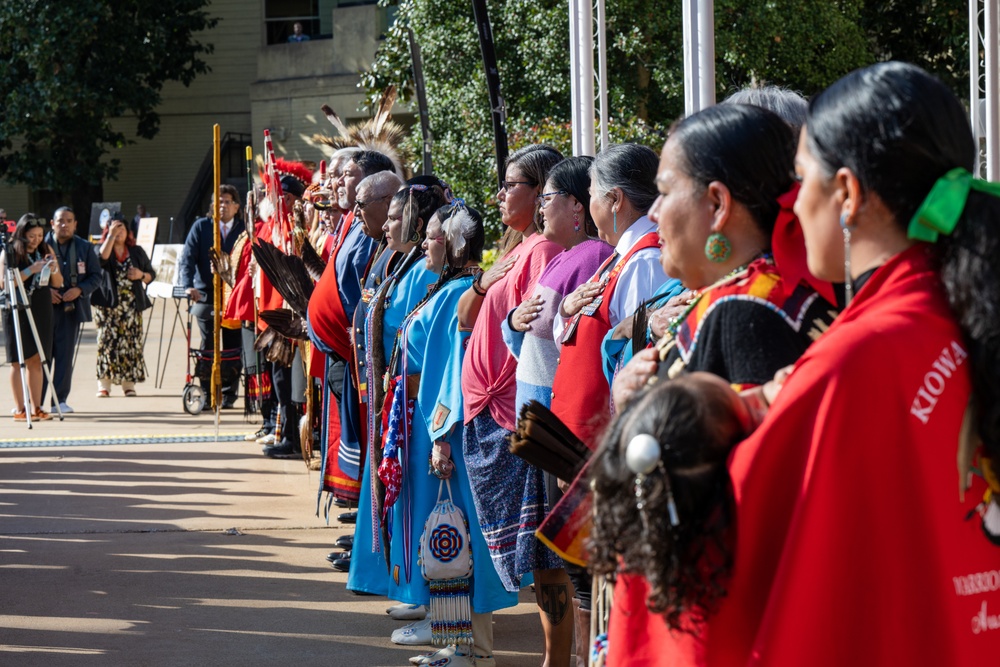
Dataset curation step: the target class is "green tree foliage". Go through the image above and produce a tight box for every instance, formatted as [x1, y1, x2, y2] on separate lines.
[0, 0, 217, 200]
[860, 0, 969, 100]
[363, 0, 968, 242]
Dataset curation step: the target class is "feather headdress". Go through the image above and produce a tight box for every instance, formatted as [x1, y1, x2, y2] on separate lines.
[312, 86, 408, 177]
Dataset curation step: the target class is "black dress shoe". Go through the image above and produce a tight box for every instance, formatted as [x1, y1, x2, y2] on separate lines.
[335, 535, 353, 549]
[222, 396, 237, 409]
[338, 510, 357, 524]
[264, 440, 302, 459]
[331, 552, 351, 572]
[326, 551, 343, 563]
[333, 497, 351, 508]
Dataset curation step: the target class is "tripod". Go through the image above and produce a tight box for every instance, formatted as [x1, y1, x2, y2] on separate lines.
[1, 231, 64, 428]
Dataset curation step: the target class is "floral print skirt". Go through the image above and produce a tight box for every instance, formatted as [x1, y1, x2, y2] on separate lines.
[94, 266, 146, 385]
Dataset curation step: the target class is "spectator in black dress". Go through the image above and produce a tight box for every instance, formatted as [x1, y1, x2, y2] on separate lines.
[1, 214, 63, 421]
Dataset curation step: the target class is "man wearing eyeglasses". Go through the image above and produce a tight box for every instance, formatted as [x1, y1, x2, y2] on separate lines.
[178, 184, 245, 409]
[303, 151, 395, 472]
[42, 207, 103, 413]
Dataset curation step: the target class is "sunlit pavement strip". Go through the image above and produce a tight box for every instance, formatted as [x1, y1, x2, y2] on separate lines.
[0, 434, 246, 449]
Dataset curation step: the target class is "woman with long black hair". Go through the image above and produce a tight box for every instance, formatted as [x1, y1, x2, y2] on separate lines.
[1, 214, 63, 420]
[704, 61, 1000, 666]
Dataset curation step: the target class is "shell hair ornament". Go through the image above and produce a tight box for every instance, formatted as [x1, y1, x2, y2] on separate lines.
[626, 433, 680, 529]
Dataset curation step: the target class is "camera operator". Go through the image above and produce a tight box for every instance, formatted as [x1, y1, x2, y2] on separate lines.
[1, 214, 63, 421]
[44, 206, 103, 413]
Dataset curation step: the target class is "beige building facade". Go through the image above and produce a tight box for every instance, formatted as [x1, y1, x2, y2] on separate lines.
[0, 0, 396, 242]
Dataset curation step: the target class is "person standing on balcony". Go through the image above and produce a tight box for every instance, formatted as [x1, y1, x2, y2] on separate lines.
[288, 22, 310, 42]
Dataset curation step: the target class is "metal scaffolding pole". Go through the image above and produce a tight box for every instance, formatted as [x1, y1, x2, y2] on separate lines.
[576, 0, 596, 156]
[683, 0, 699, 115]
[971, 0, 983, 176]
[596, 0, 609, 151]
[987, 0, 1000, 179]
[697, 0, 716, 108]
[569, 0, 580, 156]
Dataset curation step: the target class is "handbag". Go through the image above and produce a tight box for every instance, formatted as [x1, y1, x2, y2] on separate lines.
[418, 478, 473, 648]
[90, 268, 117, 309]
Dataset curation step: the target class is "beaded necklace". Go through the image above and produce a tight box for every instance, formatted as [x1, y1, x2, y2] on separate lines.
[661, 254, 771, 341]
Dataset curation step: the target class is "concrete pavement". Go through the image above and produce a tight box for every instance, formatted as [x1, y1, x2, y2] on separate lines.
[0, 301, 548, 666]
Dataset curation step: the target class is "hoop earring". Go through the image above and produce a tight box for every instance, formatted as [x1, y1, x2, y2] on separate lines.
[841, 213, 853, 305]
[573, 213, 580, 233]
[704, 232, 731, 262]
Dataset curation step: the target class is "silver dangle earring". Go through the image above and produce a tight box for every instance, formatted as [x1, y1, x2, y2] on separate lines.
[840, 213, 853, 306]
[626, 434, 680, 544]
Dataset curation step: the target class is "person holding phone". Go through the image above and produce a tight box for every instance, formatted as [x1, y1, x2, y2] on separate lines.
[0, 214, 63, 421]
[95, 213, 155, 397]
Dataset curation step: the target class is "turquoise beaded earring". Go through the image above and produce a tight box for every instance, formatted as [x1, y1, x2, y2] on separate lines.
[704, 232, 731, 262]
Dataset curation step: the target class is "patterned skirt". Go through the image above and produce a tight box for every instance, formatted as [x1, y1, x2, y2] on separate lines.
[94, 281, 146, 384]
[463, 409, 562, 593]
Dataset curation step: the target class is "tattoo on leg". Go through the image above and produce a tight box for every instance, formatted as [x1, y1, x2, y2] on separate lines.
[539, 583, 570, 626]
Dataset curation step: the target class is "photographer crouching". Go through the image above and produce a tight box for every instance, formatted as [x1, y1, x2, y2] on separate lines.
[44, 207, 103, 413]
[0, 214, 63, 421]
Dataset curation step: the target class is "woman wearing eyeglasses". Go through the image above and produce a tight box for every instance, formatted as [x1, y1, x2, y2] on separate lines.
[497, 155, 614, 664]
[1, 214, 63, 421]
[456, 144, 564, 657]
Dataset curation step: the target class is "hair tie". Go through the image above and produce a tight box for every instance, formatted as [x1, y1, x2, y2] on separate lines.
[908, 167, 1000, 242]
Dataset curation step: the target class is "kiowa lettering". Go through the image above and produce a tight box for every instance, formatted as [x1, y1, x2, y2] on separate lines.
[910, 341, 968, 425]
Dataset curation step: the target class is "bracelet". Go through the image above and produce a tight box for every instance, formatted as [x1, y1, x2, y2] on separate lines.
[471, 276, 487, 297]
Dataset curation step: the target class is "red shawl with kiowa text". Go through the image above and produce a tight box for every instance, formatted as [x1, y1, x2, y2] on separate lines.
[612, 244, 1000, 666]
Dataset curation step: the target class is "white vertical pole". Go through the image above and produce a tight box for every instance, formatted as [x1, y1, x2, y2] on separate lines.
[971, 0, 982, 176]
[697, 0, 716, 108]
[682, 0, 699, 115]
[578, 0, 596, 156]
[986, 0, 999, 179]
[569, 0, 580, 156]
[596, 0, 609, 152]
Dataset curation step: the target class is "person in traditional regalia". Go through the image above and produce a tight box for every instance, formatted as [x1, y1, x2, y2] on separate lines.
[707, 61, 1000, 666]
[382, 202, 518, 667]
[548, 143, 667, 448]
[536, 103, 841, 664]
[325, 169, 404, 571]
[347, 181, 449, 590]
[306, 150, 395, 474]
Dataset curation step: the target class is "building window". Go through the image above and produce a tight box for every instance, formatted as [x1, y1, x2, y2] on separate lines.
[265, 0, 379, 45]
